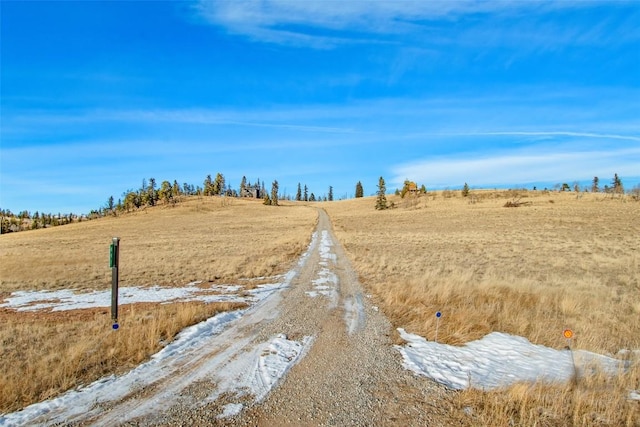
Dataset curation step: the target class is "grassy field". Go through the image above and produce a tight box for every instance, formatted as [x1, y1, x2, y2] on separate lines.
[1, 190, 639, 425]
[0, 196, 317, 412]
[322, 189, 640, 426]
[0, 196, 317, 293]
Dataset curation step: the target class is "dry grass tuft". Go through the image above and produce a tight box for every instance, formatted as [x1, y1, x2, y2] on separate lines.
[503, 197, 532, 208]
[449, 366, 640, 426]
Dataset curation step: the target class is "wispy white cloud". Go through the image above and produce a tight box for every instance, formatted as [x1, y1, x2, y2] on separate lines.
[195, 0, 570, 34]
[4, 91, 638, 161]
[449, 131, 640, 143]
[1, 107, 363, 138]
[391, 146, 640, 189]
[6, 83, 638, 136]
[106, 109, 361, 133]
[193, 0, 639, 48]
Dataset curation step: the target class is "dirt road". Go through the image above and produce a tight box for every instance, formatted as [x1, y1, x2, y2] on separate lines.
[34, 209, 449, 426]
[226, 209, 449, 426]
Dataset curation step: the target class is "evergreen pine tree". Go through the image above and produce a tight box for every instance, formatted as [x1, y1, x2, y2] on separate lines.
[328, 186, 333, 201]
[147, 178, 157, 206]
[400, 179, 411, 198]
[462, 183, 470, 197]
[271, 180, 279, 206]
[303, 185, 309, 202]
[240, 176, 247, 197]
[592, 176, 599, 193]
[160, 181, 172, 203]
[213, 173, 225, 195]
[204, 175, 213, 196]
[375, 177, 388, 210]
[355, 181, 364, 198]
[296, 183, 302, 201]
[612, 173, 623, 194]
[172, 180, 181, 197]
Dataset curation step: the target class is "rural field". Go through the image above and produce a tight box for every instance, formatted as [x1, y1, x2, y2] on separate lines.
[323, 189, 640, 425]
[1, 190, 639, 425]
[0, 197, 317, 414]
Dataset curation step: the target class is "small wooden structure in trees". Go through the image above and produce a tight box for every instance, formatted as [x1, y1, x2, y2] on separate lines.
[240, 184, 261, 199]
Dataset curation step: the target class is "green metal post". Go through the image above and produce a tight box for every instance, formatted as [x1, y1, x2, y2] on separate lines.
[111, 237, 120, 329]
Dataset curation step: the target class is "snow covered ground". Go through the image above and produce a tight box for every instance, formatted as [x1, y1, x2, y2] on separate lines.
[397, 328, 636, 393]
[1, 281, 255, 312]
[1, 228, 638, 425]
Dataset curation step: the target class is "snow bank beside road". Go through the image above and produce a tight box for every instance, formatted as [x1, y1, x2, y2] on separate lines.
[397, 328, 632, 391]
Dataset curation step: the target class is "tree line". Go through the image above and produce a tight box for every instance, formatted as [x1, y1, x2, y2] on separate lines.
[373, 173, 638, 210]
[0, 210, 80, 233]
[0, 173, 347, 234]
[5, 172, 633, 232]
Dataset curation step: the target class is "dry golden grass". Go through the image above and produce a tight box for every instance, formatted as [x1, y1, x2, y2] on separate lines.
[448, 372, 640, 426]
[322, 190, 640, 426]
[0, 301, 246, 413]
[0, 196, 317, 413]
[0, 196, 317, 292]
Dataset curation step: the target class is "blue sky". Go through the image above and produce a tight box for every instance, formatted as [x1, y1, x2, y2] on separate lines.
[1, 1, 639, 214]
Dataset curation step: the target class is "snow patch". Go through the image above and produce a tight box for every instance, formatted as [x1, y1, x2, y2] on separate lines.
[0, 283, 252, 312]
[210, 334, 314, 418]
[344, 294, 366, 335]
[153, 310, 244, 361]
[0, 279, 296, 315]
[396, 328, 631, 391]
[251, 334, 314, 401]
[217, 403, 244, 419]
[306, 230, 339, 306]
